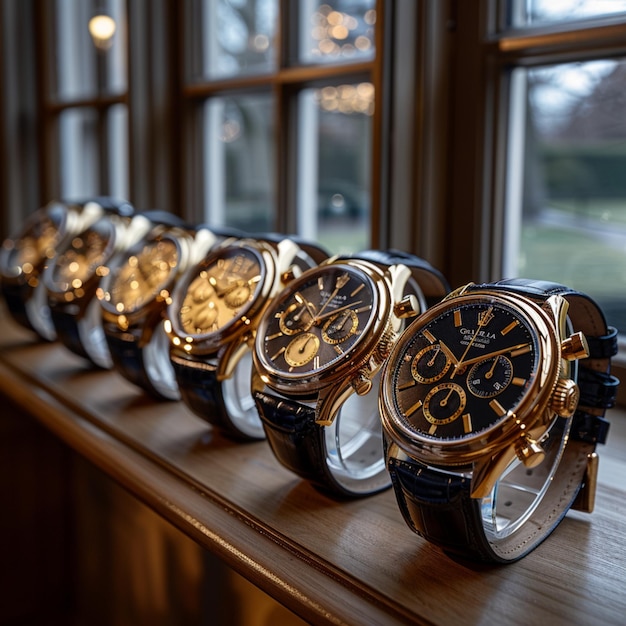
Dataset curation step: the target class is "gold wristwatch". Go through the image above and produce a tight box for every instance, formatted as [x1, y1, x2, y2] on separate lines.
[0, 198, 131, 340]
[166, 235, 329, 440]
[44, 209, 152, 368]
[379, 278, 618, 562]
[98, 215, 222, 399]
[252, 250, 450, 497]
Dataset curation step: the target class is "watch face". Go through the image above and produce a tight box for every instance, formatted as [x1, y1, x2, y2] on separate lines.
[385, 295, 541, 443]
[48, 219, 113, 293]
[102, 237, 179, 314]
[175, 245, 265, 340]
[1, 205, 67, 277]
[256, 263, 379, 381]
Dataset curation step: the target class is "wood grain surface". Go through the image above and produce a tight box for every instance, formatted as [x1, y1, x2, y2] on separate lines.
[1, 316, 624, 625]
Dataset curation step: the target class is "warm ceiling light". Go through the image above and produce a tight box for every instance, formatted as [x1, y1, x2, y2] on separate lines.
[88, 14, 116, 50]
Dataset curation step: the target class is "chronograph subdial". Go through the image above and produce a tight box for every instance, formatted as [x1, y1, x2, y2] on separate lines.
[467, 355, 513, 398]
[284, 332, 320, 368]
[223, 281, 252, 309]
[410, 344, 451, 384]
[278, 301, 314, 335]
[422, 382, 467, 426]
[321, 309, 358, 344]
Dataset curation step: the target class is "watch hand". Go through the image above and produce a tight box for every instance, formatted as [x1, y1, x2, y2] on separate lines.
[294, 292, 318, 320]
[438, 341, 459, 367]
[459, 343, 529, 370]
[315, 273, 350, 319]
[451, 306, 495, 378]
[485, 356, 500, 380]
[314, 300, 362, 324]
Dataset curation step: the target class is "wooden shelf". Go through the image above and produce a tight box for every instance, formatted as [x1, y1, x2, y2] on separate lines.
[1, 313, 625, 626]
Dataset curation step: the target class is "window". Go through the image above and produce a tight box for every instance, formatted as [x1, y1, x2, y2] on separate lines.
[40, 0, 128, 200]
[183, 0, 378, 254]
[495, 1, 626, 337]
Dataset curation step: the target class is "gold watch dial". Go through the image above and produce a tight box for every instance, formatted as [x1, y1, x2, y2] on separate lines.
[2, 206, 66, 277]
[256, 264, 378, 378]
[49, 220, 112, 292]
[177, 245, 264, 336]
[104, 238, 179, 314]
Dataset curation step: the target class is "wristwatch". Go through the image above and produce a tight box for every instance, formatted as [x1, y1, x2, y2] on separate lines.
[44, 209, 152, 368]
[98, 216, 220, 399]
[0, 198, 132, 340]
[379, 278, 618, 563]
[252, 250, 450, 497]
[166, 235, 329, 440]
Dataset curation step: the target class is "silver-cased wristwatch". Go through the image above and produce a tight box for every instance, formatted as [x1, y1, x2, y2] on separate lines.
[166, 235, 328, 440]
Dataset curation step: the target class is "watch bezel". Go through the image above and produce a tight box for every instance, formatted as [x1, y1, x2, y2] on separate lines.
[98, 227, 191, 323]
[253, 259, 393, 396]
[167, 240, 276, 355]
[379, 290, 563, 465]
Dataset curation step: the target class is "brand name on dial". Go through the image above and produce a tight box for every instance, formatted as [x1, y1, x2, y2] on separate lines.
[460, 328, 496, 340]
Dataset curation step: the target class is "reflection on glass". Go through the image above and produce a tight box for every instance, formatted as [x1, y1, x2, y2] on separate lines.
[509, 0, 626, 27]
[53, 0, 127, 100]
[188, 0, 278, 80]
[505, 58, 626, 333]
[298, 83, 373, 254]
[59, 108, 100, 198]
[202, 93, 275, 232]
[300, 1, 376, 64]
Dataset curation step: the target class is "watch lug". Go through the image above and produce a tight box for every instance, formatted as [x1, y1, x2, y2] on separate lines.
[314, 381, 356, 427]
[470, 449, 517, 499]
[216, 339, 250, 381]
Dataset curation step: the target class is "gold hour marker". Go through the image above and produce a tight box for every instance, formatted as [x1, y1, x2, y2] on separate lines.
[271, 346, 286, 361]
[428, 424, 437, 435]
[398, 380, 416, 391]
[334, 345, 343, 354]
[510, 344, 531, 358]
[405, 399, 423, 417]
[355, 305, 371, 314]
[423, 329, 436, 343]
[489, 399, 506, 416]
[454, 310, 462, 327]
[501, 320, 520, 335]
[266, 332, 283, 341]
[462, 413, 472, 433]
[313, 356, 320, 369]
[351, 284, 365, 297]
[318, 277, 325, 290]
[512, 377, 526, 386]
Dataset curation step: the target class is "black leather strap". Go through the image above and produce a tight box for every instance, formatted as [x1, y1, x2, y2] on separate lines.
[49, 304, 93, 361]
[171, 352, 263, 441]
[387, 278, 616, 563]
[1, 281, 36, 333]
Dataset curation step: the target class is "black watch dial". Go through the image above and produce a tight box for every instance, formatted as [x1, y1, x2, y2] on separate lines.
[257, 264, 378, 378]
[388, 296, 540, 441]
[176, 245, 264, 337]
[102, 237, 179, 314]
[48, 219, 113, 293]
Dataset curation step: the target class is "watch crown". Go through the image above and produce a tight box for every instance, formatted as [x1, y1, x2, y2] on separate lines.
[561, 331, 589, 361]
[517, 437, 546, 468]
[351, 373, 372, 396]
[549, 378, 580, 418]
[393, 294, 420, 319]
[281, 266, 299, 285]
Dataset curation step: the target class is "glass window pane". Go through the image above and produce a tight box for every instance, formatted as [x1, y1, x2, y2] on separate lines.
[299, 0, 376, 65]
[298, 82, 373, 254]
[202, 93, 275, 232]
[187, 0, 278, 80]
[504, 59, 626, 333]
[108, 104, 129, 199]
[59, 108, 100, 198]
[508, 0, 626, 28]
[53, 0, 127, 100]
